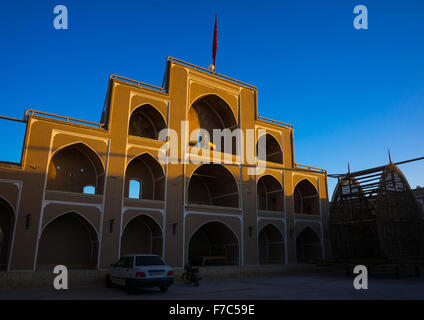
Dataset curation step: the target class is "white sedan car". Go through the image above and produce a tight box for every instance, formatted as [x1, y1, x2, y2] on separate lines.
[106, 254, 174, 293]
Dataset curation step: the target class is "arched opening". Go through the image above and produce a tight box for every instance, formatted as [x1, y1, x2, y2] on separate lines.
[188, 221, 239, 266]
[128, 104, 166, 140]
[121, 215, 162, 257]
[124, 153, 164, 200]
[83, 185, 96, 194]
[256, 134, 283, 164]
[0, 198, 14, 270]
[296, 227, 322, 263]
[294, 179, 320, 214]
[128, 179, 141, 199]
[258, 224, 285, 264]
[37, 212, 98, 269]
[257, 175, 284, 211]
[47, 143, 105, 195]
[188, 164, 239, 208]
[188, 94, 238, 154]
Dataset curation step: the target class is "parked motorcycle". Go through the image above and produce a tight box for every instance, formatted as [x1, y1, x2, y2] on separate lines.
[182, 264, 201, 286]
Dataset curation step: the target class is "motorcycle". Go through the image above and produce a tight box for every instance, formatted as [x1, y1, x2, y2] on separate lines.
[182, 264, 201, 286]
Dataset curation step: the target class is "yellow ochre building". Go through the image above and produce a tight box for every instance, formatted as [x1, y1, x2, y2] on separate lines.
[0, 57, 330, 272]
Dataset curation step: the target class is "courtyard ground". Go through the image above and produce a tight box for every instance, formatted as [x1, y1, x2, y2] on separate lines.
[0, 270, 423, 300]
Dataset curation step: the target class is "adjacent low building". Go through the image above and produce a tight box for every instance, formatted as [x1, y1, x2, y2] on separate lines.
[0, 57, 330, 271]
[412, 187, 424, 219]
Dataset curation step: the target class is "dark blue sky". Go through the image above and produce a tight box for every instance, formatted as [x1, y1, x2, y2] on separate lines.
[1, 0, 423, 197]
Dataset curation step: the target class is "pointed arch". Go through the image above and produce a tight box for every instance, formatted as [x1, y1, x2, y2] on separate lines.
[47, 142, 105, 195]
[256, 134, 283, 164]
[258, 223, 285, 264]
[37, 211, 98, 269]
[257, 175, 284, 211]
[294, 179, 320, 214]
[296, 226, 322, 263]
[121, 214, 163, 257]
[188, 164, 239, 208]
[129, 104, 167, 140]
[188, 220, 240, 266]
[124, 153, 165, 200]
[188, 94, 238, 154]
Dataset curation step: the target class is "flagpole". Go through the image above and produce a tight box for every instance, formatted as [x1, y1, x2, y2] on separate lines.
[209, 13, 218, 73]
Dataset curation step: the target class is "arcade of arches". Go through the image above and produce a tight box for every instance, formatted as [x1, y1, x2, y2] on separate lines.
[0, 59, 330, 271]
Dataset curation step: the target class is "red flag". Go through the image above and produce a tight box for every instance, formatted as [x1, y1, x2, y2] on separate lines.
[212, 14, 218, 68]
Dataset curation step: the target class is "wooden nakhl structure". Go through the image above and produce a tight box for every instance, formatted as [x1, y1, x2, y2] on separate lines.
[329, 156, 424, 262]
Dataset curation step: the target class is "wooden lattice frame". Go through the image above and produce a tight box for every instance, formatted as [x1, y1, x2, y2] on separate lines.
[329, 163, 424, 262]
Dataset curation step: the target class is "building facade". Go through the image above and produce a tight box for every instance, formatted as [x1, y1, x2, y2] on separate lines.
[0, 57, 330, 271]
[412, 187, 424, 219]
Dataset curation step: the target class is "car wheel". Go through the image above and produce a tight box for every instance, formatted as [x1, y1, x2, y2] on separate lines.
[125, 279, 134, 294]
[106, 275, 114, 288]
[159, 286, 168, 293]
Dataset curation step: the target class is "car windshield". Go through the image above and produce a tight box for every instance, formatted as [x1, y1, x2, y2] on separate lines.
[135, 255, 165, 266]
